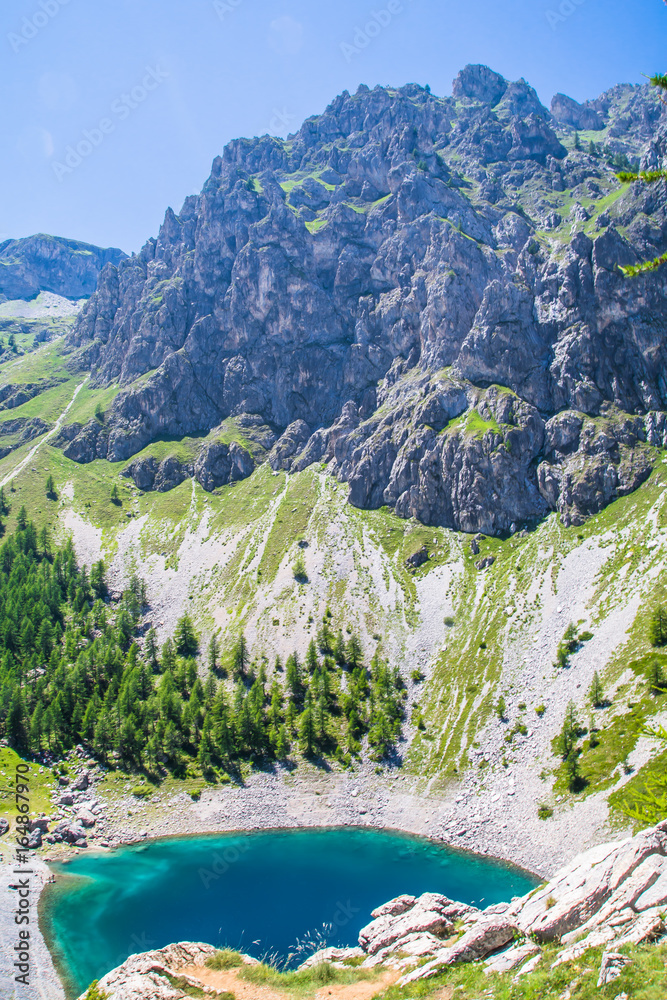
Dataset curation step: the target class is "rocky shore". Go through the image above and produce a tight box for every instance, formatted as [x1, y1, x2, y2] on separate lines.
[76, 820, 667, 999]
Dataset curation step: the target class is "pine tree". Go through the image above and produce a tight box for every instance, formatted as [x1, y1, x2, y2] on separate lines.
[45, 474, 56, 499]
[589, 671, 604, 708]
[573, 131, 581, 150]
[0, 486, 9, 515]
[649, 605, 667, 647]
[560, 700, 579, 759]
[334, 630, 346, 667]
[144, 628, 159, 670]
[306, 639, 319, 674]
[648, 659, 666, 695]
[346, 633, 363, 669]
[110, 484, 120, 505]
[232, 634, 248, 680]
[174, 614, 198, 657]
[276, 723, 289, 759]
[565, 749, 582, 792]
[299, 703, 315, 756]
[207, 634, 219, 674]
[17, 506, 28, 530]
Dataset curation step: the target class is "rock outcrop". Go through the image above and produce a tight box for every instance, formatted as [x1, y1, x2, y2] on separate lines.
[84, 823, 667, 998]
[314, 820, 667, 985]
[56, 68, 667, 534]
[77, 943, 221, 1000]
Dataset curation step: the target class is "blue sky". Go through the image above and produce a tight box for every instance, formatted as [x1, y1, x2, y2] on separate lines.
[1, 0, 665, 254]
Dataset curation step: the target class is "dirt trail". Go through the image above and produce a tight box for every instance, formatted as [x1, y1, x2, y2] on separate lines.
[180, 965, 399, 1000]
[0, 377, 87, 489]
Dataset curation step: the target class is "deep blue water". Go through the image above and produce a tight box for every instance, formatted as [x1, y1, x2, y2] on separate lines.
[41, 827, 537, 998]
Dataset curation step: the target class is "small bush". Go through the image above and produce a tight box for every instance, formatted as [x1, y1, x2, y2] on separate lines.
[578, 630, 594, 642]
[518, 701, 527, 711]
[443, 616, 455, 627]
[537, 804, 553, 820]
[132, 785, 150, 798]
[411, 668, 424, 682]
[292, 552, 308, 582]
[545, 895, 557, 909]
[535, 704, 546, 716]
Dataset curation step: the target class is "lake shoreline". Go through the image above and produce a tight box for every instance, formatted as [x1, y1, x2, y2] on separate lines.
[5, 755, 628, 1000]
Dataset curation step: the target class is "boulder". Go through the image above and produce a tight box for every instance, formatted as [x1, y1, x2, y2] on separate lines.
[71, 772, 90, 792]
[406, 546, 429, 568]
[76, 808, 96, 828]
[59, 793, 74, 806]
[27, 828, 42, 849]
[359, 892, 477, 956]
[484, 940, 540, 975]
[0, 817, 10, 835]
[52, 820, 87, 845]
[597, 951, 632, 988]
[441, 917, 519, 965]
[29, 815, 49, 833]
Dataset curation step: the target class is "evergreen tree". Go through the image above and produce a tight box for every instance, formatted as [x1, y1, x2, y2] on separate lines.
[276, 723, 289, 759]
[299, 701, 315, 756]
[649, 605, 667, 647]
[306, 639, 319, 674]
[589, 671, 604, 708]
[45, 474, 56, 499]
[648, 659, 666, 695]
[17, 506, 28, 530]
[174, 614, 198, 657]
[231, 634, 248, 680]
[334, 630, 346, 667]
[144, 628, 159, 671]
[207, 634, 219, 674]
[110, 484, 120, 505]
[560, 700, 579, 759]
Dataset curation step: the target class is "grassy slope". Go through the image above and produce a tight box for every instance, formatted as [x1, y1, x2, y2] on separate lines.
[1, 395, 667, 828]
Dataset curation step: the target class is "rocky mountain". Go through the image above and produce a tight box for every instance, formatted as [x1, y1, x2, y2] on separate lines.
[60, 65, 667, 535]
[0, 234, 126, 302]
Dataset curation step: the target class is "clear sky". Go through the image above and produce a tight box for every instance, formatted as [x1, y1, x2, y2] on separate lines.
[1, 0, 665, 254]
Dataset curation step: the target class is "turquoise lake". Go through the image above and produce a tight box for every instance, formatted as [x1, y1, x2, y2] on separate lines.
[41, 827, 538, 998]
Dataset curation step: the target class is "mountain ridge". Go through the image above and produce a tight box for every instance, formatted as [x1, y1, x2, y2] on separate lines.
[53, 64, 667, 535]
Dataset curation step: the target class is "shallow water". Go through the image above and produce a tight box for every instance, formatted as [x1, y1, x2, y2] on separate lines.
[41, 826, 537, 998]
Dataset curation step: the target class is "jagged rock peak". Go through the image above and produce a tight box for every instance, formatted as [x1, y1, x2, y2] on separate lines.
[452, 64, 508, 105]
